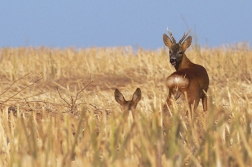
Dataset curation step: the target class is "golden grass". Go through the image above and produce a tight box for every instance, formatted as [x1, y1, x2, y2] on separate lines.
[0, 44, 251, 166]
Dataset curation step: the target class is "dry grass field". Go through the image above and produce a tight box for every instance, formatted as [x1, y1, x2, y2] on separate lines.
[0, 44, 251, 166]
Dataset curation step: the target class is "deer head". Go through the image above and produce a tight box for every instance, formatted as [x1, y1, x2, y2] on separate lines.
[114, 88, 141, 119]
[163, 29, 192, 69]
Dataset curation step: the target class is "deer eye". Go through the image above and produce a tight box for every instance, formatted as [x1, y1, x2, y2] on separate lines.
[178, 51, 183, 55]
[169, 50, 172, 54]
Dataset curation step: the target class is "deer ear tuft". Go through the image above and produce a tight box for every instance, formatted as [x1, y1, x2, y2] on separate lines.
[181, 36, 192, 51]
[132, 88, 141, 105]
[114, 89, 126, 106]
[163, 34, 173, 49]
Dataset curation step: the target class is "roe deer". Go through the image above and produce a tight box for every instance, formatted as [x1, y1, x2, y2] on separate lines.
[114, 88, 141, 120]
[163, 29, 209, 112]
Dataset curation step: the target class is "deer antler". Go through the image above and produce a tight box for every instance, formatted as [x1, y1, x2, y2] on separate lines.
[167, 27, 176, 44]
[178, 29, 191, 44]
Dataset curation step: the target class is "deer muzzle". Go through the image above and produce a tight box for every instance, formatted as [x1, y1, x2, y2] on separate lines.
[170, 58, 177, 66]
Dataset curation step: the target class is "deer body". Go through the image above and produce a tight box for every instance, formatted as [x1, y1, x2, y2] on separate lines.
[163, 30, 209, 112]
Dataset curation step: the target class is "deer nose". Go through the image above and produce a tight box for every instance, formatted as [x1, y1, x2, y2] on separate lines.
[170, 58, 176, 64]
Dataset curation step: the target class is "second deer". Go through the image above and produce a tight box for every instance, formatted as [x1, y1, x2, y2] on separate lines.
[163, 29, 209, 112]
[114, 88, 141, 120]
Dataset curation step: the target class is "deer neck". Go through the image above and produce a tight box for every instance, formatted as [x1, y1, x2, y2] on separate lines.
[175, 54, 193, 71]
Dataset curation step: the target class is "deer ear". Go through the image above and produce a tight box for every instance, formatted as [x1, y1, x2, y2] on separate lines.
[163, 34, 173, 49]
[114, 89, 126, 106]
[132, 88, 141, 105]
[181, 36, 192, 51]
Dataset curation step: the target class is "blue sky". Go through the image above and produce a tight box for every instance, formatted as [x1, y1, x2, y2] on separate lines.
[0, 1, 252, 49]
